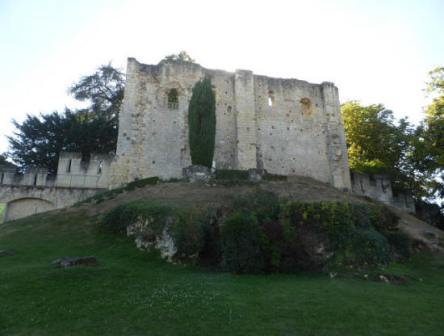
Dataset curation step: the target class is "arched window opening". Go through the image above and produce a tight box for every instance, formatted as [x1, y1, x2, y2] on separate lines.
[300, 97, 313, 117]
[268, 90, 275, 107]
[167, 89, 179, 110]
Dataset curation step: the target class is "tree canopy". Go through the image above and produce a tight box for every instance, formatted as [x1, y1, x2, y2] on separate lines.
[341, 67, 444, 204]
[8, 64, 124, 174]
[341, 102, 421, 195]
[161, 51, 195, 63]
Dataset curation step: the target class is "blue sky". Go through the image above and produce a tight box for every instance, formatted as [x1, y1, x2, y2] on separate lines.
[1, 0, 443, 153]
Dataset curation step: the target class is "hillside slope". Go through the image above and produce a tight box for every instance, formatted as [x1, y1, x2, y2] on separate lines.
[71, 177, 443, 251]
[1, 178, 444, 335]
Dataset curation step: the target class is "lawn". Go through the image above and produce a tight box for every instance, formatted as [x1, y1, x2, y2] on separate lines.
[0, 209, 443, 336]
[0, 203, 4, 220]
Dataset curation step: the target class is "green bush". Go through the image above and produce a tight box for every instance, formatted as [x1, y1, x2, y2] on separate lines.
[351, 227, 390, 265]
[385, 231, 411, 259]
[102, 201, 212, 261]
[102, 197, 409, 273]
[221, 212, 268, 273]
[283, 201, 396, 267]
[232, 190, 280, 224]
[101, 202, 171, 234]
[197, 209, 222, 266]
[370, 205, 400, 231]
[170, 211, 205, 258]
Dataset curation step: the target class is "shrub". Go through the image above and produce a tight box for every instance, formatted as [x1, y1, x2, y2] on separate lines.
[197, 209, 222, 266]
[232, 190, 280, 224]
[351, 227, 390, 265]
[370, 205, 399, 232]
[102, 197, 408, 273]
[221, 211, 268, 273]
[170, 211, 205, 258]
[101, 201, 171, 234]
[385, 231, 411, 259]
[283, 201, 396, 267]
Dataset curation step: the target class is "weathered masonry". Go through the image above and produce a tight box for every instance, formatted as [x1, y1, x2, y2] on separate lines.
[0, 153, 112, 222]
[110, 58, 352, 190]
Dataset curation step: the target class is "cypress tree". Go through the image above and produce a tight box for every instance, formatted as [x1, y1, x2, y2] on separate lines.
[188, 77, 216, 168]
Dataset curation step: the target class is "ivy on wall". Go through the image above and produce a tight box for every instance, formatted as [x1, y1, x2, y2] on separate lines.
[188, 77, 216, 168]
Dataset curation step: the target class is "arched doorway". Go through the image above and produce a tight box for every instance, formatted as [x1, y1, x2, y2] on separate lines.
[3, 198, 55, 222]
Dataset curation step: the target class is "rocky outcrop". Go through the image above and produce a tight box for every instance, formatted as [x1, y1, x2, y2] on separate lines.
[126, 217, 177, 261]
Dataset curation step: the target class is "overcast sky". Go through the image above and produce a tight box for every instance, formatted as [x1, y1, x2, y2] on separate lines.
[1, 0, 443, 153]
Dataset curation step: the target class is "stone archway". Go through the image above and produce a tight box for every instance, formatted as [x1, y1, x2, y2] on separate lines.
[3, 197, 55, 223]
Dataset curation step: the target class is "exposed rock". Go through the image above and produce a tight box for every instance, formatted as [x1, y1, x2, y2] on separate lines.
[52, 256, 98, 268]
[367, 273, 408, 285]
[182, 165, 212, 182]
[155, 227, 177, 261]
[248, 169, 266, 182]
[127, 216, 177, 261]
[0, 249, 16, 257]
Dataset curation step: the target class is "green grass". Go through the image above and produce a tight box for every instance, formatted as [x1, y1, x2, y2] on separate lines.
[1, 209, 443, 335]
[0, 203, 4, 220]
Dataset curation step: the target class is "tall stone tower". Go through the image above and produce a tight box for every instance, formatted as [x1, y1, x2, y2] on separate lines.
[110, 58, 351, 190]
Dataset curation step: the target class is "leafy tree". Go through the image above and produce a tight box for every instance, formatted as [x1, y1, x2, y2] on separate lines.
[161, 51, 195, 63]
[0, 153, 16, 170]
[9, 111, 70, 173]
[188, 77, 216, 168]
[341, 102, 422, 196]
[8, 64, 124, 174]
[341, 102, 408, 172]
[421, 67, 444, 198]
[69, 64, 124, 122]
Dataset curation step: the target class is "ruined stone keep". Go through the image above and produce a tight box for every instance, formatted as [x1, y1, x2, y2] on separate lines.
[110, 58, 351, 190]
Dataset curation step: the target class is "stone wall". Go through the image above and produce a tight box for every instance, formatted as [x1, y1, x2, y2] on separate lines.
[0, 152, 111, 222]
[0, 185, 99, 222]
[55, 152, 113, 188]
[0, 152, 112, 190]
[111, 58, 351, 190]
[350, 171, 415, 213]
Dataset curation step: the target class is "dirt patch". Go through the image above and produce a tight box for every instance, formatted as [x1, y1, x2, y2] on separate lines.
[76, 176, 361, 216]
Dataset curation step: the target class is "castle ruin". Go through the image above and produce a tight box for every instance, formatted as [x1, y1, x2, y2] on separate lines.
[110, 58, 351, 190]
[1, 57, 416, 222]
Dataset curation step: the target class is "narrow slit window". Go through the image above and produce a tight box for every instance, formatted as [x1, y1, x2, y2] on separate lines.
[167, 89, 179, 110]
[268, 91, 275, 107]
[1, 173, 4, 184]
[67, 159, 72, 173]
[33, 174, 38, 186]
[97, 161, 103, 175]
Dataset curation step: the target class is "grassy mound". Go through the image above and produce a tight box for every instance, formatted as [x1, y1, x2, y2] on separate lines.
[100, 191, 410, 273]
[1, 208, 443, 335]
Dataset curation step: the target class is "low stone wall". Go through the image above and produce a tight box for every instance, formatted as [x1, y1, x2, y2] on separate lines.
[0, 185, 101, 222]
[351, 171, 415, 213]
